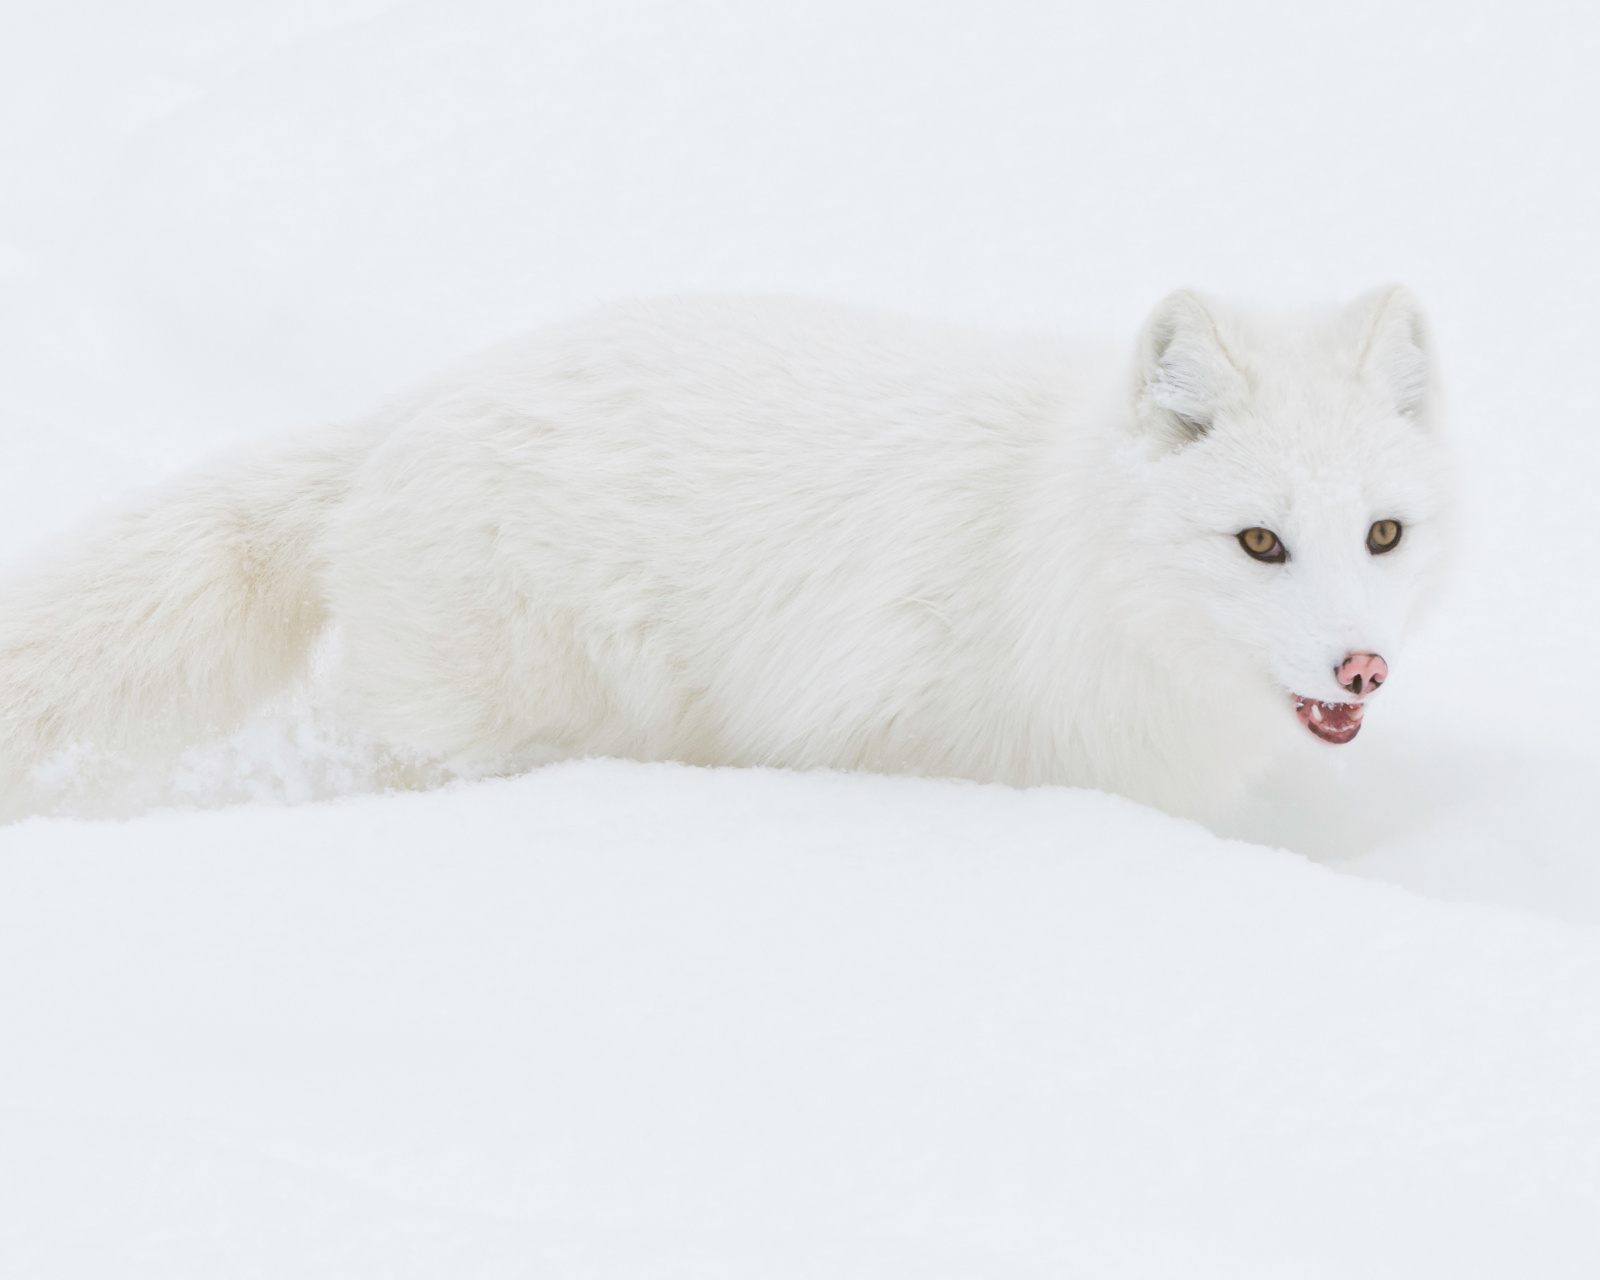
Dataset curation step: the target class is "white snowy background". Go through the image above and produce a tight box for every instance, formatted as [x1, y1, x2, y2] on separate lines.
[2, 1, 1599, 1275]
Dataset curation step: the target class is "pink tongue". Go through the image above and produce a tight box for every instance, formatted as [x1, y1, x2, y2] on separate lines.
[1293, 697, 1364, 743]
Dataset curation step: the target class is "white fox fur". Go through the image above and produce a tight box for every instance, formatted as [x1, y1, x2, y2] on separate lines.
[0, 290, 1457, 821]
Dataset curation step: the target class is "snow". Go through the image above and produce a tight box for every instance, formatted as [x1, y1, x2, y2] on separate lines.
[3, 1, 1600, 1274]
[7, 764, 1600, 1276]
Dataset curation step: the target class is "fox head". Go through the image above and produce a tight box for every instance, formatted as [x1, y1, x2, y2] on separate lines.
[1121, 286, 1459, 752]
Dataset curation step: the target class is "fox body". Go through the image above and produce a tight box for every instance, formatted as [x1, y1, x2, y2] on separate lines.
[0, 290, 1456, 821]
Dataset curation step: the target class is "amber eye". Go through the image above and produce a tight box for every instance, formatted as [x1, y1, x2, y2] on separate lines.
[1238, 527, 1286, 563]
[1367, 519, 1402, 554]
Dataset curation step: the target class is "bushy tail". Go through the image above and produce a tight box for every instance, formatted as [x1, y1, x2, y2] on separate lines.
[0, 423, 378, 813]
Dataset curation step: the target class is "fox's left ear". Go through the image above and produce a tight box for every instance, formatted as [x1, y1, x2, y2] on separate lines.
[1131, 290, 1248, 448]
[1354, 285, 1438, 423]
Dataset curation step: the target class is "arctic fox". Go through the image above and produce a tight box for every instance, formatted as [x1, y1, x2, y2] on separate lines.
[0, 289, 1456, 821]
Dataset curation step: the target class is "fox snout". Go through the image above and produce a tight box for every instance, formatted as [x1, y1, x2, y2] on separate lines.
[1336, 652, 1387, 697]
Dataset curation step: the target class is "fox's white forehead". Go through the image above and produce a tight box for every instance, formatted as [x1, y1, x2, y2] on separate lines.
[1137, 286, 1436, 433]
[1133, 286, 1453, 526]
[1214, 308, 1418, 428]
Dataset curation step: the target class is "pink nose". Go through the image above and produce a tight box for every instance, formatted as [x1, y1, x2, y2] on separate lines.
[1336, 652, 1388, 697]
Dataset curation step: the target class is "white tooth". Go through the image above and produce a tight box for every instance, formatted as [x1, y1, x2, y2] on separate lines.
[1310, 704, 1323, 722]
[1350, 705, 1363, 719]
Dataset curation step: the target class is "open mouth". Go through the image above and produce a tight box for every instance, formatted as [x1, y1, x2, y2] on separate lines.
[1293, 696, 1364, 745]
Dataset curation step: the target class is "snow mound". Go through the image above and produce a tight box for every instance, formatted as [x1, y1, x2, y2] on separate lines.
[4, 761, 1600, 1277]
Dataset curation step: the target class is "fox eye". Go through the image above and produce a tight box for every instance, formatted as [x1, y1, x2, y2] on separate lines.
[1238, 527, 1286, 563]
[1367, 519, 1402, 554]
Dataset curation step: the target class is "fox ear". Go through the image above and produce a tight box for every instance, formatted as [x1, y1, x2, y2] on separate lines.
[1132, 290, 1242, 447]
[1356, 285, 1436, 420]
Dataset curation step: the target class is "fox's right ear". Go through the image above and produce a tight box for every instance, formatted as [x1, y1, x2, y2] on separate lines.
[1131, 290, 1243, 448]
[1353, 285, 1438, 425]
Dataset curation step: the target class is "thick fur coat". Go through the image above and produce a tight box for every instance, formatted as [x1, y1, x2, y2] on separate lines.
[0, 289, 1458, 820]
